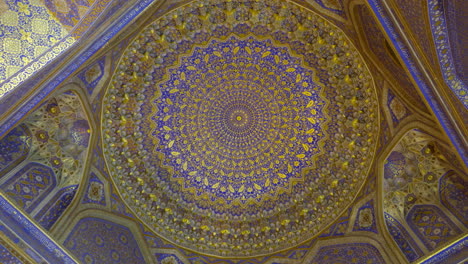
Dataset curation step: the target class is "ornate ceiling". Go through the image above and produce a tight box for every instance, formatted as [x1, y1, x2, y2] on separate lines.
[0, 0, 115, 97]
[103, 0, 378, 256]
[0, 0, 466, 263]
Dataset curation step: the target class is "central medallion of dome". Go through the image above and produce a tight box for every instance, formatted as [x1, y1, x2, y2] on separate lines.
[150, 36, 328, 207]
[102, 0, 379, 257]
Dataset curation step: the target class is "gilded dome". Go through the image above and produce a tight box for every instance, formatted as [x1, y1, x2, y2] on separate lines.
[102, 0, 378, 257]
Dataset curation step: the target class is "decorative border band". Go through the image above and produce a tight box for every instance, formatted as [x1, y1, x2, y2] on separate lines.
[366, 0, 468, 166]
[0, 195, 77, 263]
[427, 0, 467, 108]
[0, 0, 156, 138]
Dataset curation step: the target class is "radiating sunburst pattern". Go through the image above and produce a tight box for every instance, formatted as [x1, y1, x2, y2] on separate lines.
[149, 36, 328, 210]
[102, 0, 378, 257]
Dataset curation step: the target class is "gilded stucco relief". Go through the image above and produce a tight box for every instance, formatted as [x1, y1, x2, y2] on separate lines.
[0, 0, 466, 263]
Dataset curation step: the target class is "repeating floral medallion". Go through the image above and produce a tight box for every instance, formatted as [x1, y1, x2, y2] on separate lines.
[149, 36, 329, 211]
[102, 0, 378, 257]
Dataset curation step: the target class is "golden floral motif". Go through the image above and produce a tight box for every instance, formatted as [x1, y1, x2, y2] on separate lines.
[0, 0, 74, 98]
[102, 0, 378, 257]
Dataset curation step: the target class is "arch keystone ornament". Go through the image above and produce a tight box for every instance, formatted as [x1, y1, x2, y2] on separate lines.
[102, 0, 379, 257]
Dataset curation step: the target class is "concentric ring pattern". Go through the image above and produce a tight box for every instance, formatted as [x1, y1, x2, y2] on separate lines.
[102, 0, 379, 257]
[151, 36, 328, 208]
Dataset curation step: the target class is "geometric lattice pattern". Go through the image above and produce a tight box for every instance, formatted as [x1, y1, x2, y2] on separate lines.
[382, 128, 466, 255]
[407, 204, 462, 250]
[0, 0, 465, 263]
[0, 90, 92, 248]
[64, 217, 145, 264]
[383, 129, 452, 219]
[23, 91, 91, 187]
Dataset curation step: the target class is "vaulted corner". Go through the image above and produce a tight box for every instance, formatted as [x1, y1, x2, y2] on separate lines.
[381, 128, 467, 263]
[0, 0, 466, 263]
[0, 89, 93, 232]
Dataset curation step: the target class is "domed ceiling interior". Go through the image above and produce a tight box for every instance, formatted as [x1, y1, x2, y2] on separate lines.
[0, 0, 466, 263]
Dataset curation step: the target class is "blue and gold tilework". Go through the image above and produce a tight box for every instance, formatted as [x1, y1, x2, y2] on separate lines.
[0, 0, 113, 98]
[386, 90, 410, 125]
[82, 172, 106, 205]
[77, 55, 105, 95]
[69, 0, 112, 39]
[393, 0, 439, 68]
[383, 129, 452, 219]
[422, 236, 468, 264]
[70, 119, 91, 147]
[384, 212, 423, 262]
[109, 185, 135, 218]
[102, 0, 379, 257]
[0, 197, 76, 263]
[0, 224, 47, 263]
[442, 0, 467, 87]
[353, 200, 378, 233]
[311, 0, 345, 16]
[64, 217, 146, 264]
[357, 5, 428, 111]
[0, 243, 24, 264]
[310, 243, 385, 264]
[378, 112, 391, 152]
[407, 204, 462, 250]
[21, 91, 91, 187]
[383, 129, 466, 257]
[0, 124, 31, 176]
[0, 0, 74, 96]
[150, 36, 328, 207]
[428, 0, 468, 108]
[156, 254, 184, 264]
[35, 185, 77, 230]
[384, 151, 407, 180]
[43, 0, 95, 31]
[318, 207, 352, 237]
[439, 173, 468, 226]
[137, 197, 386, 263]
[294, 0, 345, 20]
[0, 90, 90, 236]
[0, 161, 56, 213]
